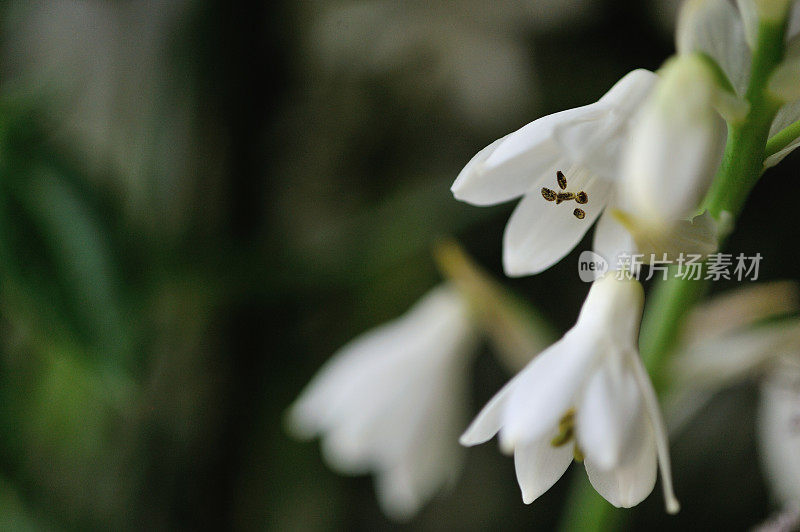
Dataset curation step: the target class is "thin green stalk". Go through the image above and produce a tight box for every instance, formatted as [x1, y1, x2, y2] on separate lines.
[559, 15, 788, 532]
[765, 119, 800, 158]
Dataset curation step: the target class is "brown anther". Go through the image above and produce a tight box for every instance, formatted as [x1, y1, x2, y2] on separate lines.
[575, 191, 588, 204]
[556, 170, 567, 190]
[541, 187, 557, 202]
[573, 208, 586, 220]
[556, 192, 575, 204]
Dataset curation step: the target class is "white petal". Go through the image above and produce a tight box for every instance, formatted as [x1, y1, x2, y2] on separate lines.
[450, 135, 542, 206]
[375, 467, 421, 521]
[500, 330, 599, 449]
[574, 274, 645, 346]
[769, 56, 800, 101]
[681, 281, 800, 345]
[375, 359, 468, 520]
[791, 1, 800, 41]
[576, 356, 642, 470]
[460, 372, 521, 446]
[286, 285, 473, 438]
[514, 434, 574, 504]
[758, 363, 800, 506]
[554, 69, 658, 180]
[672, 321, 800, 390]
[584, 407, 657, 508]
[592, 207, 636, 271]
[502, 165, 611, 276]
[451, 104, 608, 206]
[629, 349, 681, 513]
[771, 99, 800, 135]
[286, 282, 476, 513]
[677, 0, 751, 95]
[736, 0, 759, 49]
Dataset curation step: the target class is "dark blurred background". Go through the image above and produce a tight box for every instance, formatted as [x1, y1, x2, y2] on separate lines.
[0, 0, 797, 530]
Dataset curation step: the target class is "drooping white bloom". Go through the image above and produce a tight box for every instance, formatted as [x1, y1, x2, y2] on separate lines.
[677, 0, 800, 168]
[460, 274, 680, 512]
[667, 282, 800, 508]
[451, 69, 657, 276]
[759, 356, 800, 506]
[619, 55, 728, 226]
[286, 284, 478, 520]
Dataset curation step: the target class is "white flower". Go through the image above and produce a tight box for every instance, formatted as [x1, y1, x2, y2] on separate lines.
[451, 69, 657, 276]
[667, 282, 800, 508]
[677, 0, 800, 168]
[286, 284, 478, 520]
[460, 274, 680, 512]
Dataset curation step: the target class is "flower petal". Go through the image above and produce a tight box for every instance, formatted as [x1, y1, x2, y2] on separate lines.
[677, 0, 751, 95]
[758, 361, 800, 506]
[771, 98, 800, 135]
[576, 355, 642, 470]
[451, 104, 608, 206]
[629, 349, 681, 513]
[584, 406, 657, 508]
[500, 330, 599, 450]
[287, 285, 473, 436]
[681, 281, 800, 345]
[514, 434, 575, 504]
[671, 321, 800, 391]
[592, 207, 636, 270]
[502, 165, 611, 276]
[769, 56, 800, 102]
[460, 371, 522, 446]
[374, 361, 468, 520]
[553, 69, 658, 180]
[736, 0, 759, 49]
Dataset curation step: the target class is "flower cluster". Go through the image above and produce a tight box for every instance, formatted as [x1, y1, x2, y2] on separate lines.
[287, 0, 800, 523]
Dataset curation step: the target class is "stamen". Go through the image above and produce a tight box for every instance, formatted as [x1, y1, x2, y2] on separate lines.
[541, 187, 557, 201]
[551, 408, 576, 447]
[573, 444, 584, 462]
[557, 170, 567, 190]
[573, 208, 586, 219]
[575, 191, 588, 204]
[550, 426, 574, 447]
[556, 192, 575, 204]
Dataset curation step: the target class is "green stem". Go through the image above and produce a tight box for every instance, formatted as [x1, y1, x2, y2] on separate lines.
[765, 119, 800, 158]
[559, 16, 788, 532]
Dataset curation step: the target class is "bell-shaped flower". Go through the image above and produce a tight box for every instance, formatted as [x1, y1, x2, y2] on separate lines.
[286, 284, 478, 520]
[460, 274, 680, 512]
[451, 69, 657, 276]
[677, 0, 800, 168]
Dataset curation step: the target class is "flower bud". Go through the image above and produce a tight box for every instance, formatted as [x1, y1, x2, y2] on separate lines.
[620, 55, 727, 225]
